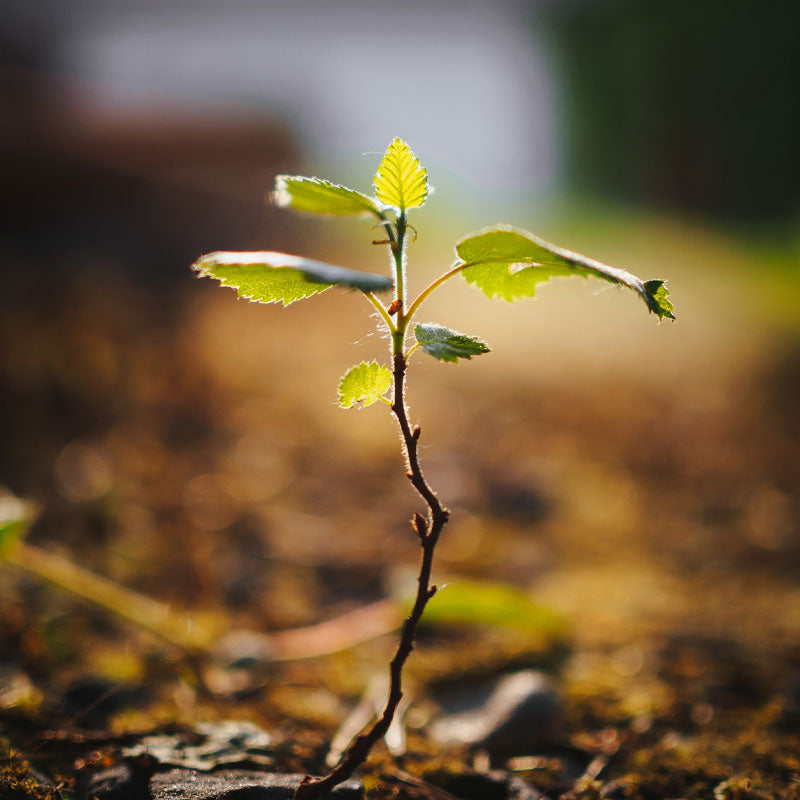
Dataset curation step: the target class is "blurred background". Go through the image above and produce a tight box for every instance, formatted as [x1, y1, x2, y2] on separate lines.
[1, 0, 799, 790]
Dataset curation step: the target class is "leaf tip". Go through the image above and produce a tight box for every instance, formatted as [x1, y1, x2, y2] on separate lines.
[643, 279, 676, 321]
[271, 174, 292, 208]
[191, 252, 220, 278]
[374, 138, 428, 212]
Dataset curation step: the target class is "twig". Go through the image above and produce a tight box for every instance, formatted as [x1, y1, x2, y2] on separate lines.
[294, 355, 449, 799]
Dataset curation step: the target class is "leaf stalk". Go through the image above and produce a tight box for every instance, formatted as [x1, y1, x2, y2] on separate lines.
[393, 211, 408, 325]
[406, 262, 467, 322]
[360, 290, 396, 334]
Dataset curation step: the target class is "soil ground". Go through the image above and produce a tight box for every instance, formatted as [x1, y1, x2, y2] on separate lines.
[1, 226, 799, 799]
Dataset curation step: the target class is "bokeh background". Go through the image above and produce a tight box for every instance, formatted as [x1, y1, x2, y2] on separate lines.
[1, 0, 800, 794]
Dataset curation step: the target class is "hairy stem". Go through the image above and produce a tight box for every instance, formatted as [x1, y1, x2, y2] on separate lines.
[361, 290, 396, 333]
[294, 354, 449, 799]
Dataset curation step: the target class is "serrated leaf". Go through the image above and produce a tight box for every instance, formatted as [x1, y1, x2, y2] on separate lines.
[456, 225, 675, 320]
[373, 138, 428, 212]
[338, 361, 392, 409]
[0, 488, 36, 557]
[644, 279, 674, 319]
[273, 175, 381, 217]
[192, 251, 393, 306]
[414, 323, 490, 363]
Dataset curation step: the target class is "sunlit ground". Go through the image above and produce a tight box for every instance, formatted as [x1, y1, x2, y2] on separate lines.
[1, 209, 799, 795]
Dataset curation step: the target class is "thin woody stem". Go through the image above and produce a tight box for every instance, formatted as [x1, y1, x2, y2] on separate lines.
[294, 355, 449, 800]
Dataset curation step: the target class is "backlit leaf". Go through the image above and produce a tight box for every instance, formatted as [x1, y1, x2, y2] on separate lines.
[273, 175, 381, 217]
[415, 323, 490, 363]
[457, 226, 675, 320]
[644, 279, 674, 319]
[338, 361, 392, 409]
[373, 138, 428, 212]
[193, 252, 393, 306]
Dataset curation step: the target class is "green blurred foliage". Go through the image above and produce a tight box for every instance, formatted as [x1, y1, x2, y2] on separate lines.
[546, 0, 800, 231]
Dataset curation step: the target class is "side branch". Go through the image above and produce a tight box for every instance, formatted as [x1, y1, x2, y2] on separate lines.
[406, 256, 525, 323]
[360, 289, 396, 333]
[294, 355, 448, 800]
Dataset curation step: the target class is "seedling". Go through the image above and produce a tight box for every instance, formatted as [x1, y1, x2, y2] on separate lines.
[192, 139, 674, 798]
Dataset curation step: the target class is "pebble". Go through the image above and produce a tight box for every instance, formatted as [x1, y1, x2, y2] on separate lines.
[430, 670, 563, 757]
[76, 762, 151, 800]
[150, 769, 363, 800]
[79, 767, 362, 800]
[123, 721, 275, 771]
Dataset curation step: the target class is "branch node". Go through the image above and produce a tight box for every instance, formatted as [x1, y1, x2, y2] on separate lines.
[412, 512, 428, 539]
[428, 585, 438, 599]
[412, 426, 421, 441]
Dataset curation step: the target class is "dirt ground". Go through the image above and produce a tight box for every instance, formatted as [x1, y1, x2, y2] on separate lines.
[1, 233, 799, 798]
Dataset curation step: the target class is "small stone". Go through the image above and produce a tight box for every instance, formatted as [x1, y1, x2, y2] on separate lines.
[76, 763, 150, 800]
[123, 721, 275, 771]
[430, 670, 562, 757]
[150, 769, 363, 800]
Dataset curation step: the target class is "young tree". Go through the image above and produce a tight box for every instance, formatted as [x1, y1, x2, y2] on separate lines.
[193, 139, 674, 798]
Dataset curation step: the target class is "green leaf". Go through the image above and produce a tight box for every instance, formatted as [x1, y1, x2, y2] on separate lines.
[192, 251, 393, 306]
[0, 488, 35, 558]
[273, 175, 381, 217]
[414, 323, 490, 363]
[398, 577, 563, 634]
[373, 138, 428, 212]
[456, 225, 675, 320]
[338, 361, 392, 409]
[644, 279, 674, 319]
